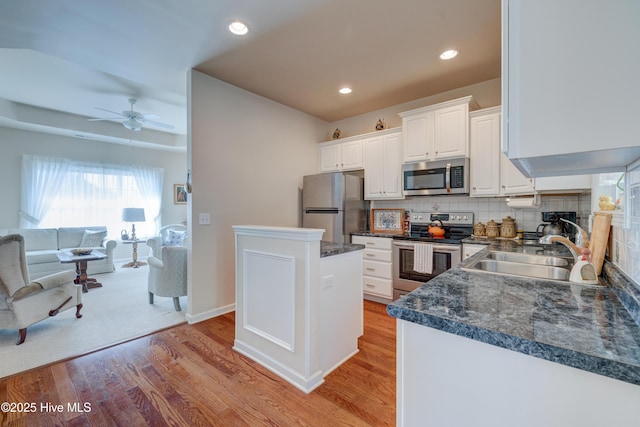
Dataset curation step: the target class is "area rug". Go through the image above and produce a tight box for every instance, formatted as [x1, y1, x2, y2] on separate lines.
[0, 264, 186, 378]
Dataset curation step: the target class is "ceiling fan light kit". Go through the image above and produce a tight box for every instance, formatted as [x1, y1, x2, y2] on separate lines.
[89, 98, 174, 132]
[123, 118, 143, 131]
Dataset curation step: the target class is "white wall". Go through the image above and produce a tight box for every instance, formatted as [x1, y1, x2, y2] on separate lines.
[187, 71, 327, 321]
[0, 126, 187, 260]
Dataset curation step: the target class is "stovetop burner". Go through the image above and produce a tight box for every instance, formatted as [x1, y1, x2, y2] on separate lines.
[393, 211, 474, 244]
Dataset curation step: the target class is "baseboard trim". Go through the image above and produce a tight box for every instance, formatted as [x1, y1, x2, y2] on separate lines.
[186, 303, 235, 324]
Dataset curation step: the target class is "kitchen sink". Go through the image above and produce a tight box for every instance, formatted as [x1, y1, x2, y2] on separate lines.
[485, 251, 570, 267]
[461, 249, 573, 282]
[466, 259, 571, 281]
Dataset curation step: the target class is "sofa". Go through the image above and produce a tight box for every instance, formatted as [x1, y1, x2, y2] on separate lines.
[0, 227, 117, 280]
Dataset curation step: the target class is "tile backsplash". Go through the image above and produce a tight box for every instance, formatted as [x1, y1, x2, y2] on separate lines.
[374, 191, 640, 288]
[372, 193, 592, 233]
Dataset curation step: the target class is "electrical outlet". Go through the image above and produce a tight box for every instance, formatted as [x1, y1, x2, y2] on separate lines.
[198, 213, 211, 225]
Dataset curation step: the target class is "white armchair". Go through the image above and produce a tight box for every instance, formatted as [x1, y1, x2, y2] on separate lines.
[147, 245, 187, 311]
[0, 234, 82, 345]
[145, 224, 187, 257]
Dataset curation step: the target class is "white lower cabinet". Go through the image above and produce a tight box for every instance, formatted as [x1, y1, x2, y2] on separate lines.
[351, 236, 393, 300]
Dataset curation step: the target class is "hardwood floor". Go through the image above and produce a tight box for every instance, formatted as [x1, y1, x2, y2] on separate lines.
[0, 300, 396, 426]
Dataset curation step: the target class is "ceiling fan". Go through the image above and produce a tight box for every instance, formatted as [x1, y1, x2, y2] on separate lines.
[88, 98, 174, 131]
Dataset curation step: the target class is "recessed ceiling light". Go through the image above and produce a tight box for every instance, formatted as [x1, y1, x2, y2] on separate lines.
[339, 87, 352, 95]
[228, 21, 249, 35]
[439, 49, 458, 60]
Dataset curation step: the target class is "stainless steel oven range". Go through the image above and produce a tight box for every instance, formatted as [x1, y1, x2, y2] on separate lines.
[392, 212, 474, 300]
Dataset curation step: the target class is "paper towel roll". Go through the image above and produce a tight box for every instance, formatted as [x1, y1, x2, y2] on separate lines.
[506, 196, 540, 208]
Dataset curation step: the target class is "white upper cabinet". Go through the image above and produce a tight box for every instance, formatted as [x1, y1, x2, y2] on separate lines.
[470, 108, 501, 197]
[363, 129, 403, 200]
[470, 107, 534, 197]
[534, 175, 591, 194]
[500, 152, 534, 195]
[502, 0, 640, 177]
[319, 138, 363, 172]
[400, 96, 477, 163]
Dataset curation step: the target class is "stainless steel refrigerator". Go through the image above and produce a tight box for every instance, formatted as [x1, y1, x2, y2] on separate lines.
[302, 171, 370, 243]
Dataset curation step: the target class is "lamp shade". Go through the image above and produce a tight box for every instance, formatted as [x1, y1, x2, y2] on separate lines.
[122, 208, 145, 222]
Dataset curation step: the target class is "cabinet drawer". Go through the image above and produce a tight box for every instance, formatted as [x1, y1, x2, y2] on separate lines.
[362, 276, 393, 298]
[363, 260, 392, 279]
[351, 236, 393, 250]
[362, 248, 392, 263]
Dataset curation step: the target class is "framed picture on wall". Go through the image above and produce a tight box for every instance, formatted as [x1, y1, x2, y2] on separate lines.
[174, 184, 187, 204]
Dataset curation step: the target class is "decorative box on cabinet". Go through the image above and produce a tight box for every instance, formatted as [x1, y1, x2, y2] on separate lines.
[400, 96, 478, 163]
[319, 138, 363, 172]
[351, 236, 393, 301]
[363, 129, 403, 200]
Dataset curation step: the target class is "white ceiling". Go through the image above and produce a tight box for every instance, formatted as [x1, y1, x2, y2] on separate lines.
[0, 0, 501, 150]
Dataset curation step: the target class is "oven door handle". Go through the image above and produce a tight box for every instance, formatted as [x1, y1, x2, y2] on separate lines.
[393, 241, 460, 253]
[393, 241, 416, 249]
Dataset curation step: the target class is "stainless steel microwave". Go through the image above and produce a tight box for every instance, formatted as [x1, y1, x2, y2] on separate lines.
[402, 157, 469, 196]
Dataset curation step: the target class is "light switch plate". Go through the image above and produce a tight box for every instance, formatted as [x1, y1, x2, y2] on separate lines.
[198, 213, 211, 225]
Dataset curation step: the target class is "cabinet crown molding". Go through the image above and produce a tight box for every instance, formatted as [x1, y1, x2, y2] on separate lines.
[398, 95, 478, 118]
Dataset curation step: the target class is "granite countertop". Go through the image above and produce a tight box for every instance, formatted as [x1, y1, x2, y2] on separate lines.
[320, 241, 364, 258]
[387, 243, 640, 386]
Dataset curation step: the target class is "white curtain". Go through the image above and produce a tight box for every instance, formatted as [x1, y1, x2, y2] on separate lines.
[132, 166, 164, 233]
[23, 155, 164, 238]
[20, 155, 70, 228]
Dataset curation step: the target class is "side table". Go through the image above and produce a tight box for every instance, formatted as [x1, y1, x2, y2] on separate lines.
[57, 250, 108, 293]
[122, 239, 147, 268]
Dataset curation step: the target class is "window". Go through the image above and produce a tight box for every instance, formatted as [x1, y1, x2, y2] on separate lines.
[20, 155, 163, 239]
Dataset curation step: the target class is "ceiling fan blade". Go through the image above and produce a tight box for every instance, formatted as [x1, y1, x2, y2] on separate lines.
[94, 107, 126, 117]
[142, 119, 174, 130]
[88, 117, 123, 121]
[141, 113, 160, 120]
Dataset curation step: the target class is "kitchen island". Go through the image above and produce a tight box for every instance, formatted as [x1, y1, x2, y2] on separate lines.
[387, 242, 640, 426]
[232, 226, 364, 393]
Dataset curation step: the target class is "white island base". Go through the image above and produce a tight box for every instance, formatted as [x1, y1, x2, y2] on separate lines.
[397, 320, 640, 427]
[232, 226, 363, 394]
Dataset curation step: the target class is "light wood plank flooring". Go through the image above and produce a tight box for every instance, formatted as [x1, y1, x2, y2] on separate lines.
[0, 300, 396, 426]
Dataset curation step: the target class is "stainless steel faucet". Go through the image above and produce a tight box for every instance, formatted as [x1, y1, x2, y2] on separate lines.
[559, 218, 589, 248]
[538, 235, 581, 260]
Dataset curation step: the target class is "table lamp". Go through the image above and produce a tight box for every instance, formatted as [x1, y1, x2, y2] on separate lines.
[122, 208, 145, 241]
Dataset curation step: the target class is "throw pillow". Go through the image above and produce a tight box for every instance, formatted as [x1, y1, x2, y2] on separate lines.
[79, 230, 107, 247]
[163, 229, 187, 246]
[0, 240, 27, 297]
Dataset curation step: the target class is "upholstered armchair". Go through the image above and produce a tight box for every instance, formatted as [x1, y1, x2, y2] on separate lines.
[145, 224, 187, 257]
[0, 234, 82, 345]
[147, 245, 187, 311]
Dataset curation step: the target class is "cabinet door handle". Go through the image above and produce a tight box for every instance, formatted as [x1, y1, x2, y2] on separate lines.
[366, 267, 376, 272]
[365, 253, 376, 257]
[365, 283, 375, 288]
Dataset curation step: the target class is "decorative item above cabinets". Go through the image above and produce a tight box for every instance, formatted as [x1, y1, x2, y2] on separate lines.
[399, 96, 479, 164]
